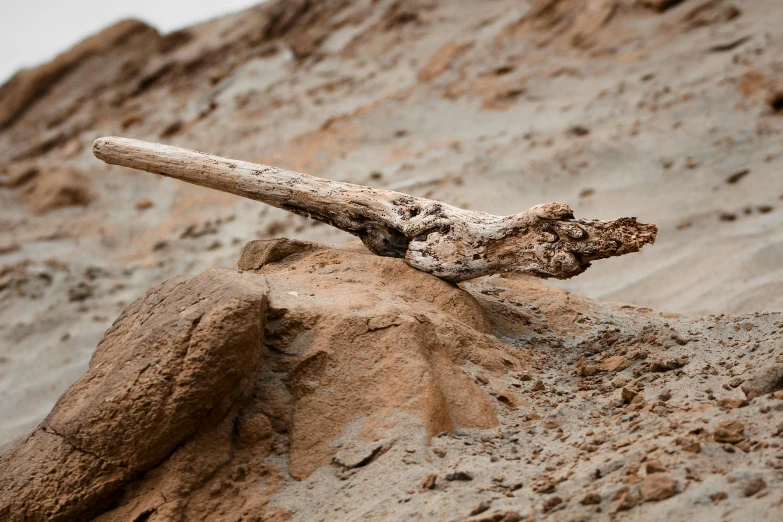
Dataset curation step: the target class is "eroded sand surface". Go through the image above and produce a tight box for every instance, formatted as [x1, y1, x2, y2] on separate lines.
[1, 0, 783, 520]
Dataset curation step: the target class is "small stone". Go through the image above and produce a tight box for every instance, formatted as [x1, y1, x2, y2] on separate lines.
[650, 358, 686, 372]
[432, 448, 447, 458]
[612, 376, 629, 388]
[612, 488, 638, 512]
[581, 492, 601, 505]
[621, 387, 638, 404]
[568, 125, 590, 137]
[717, 398, 749, 409]
[710, 491, 728, 503]
[741, 365, 783, 399]
[714, 420, 745, 444]
[333, 441, 388, 470]
[469, 501, 490, 515]
[135, 198, 154, 210]
[446, 470, 473, 481]
[650, 361, 668, 372]
[579, 363, 602, 377]
[532, 477, 557, 494]
[463, 512, 522, 522]
[531, 379, 545, 392]
[743, 477, 766, 497]
[645, 460, 667, 474]
[679, 439, 701, 453]
[685, 156, 700, 169]
[641, 474, 677, 501]
[542, 496, 563, 512]
[422, 474, 437, 490]
[726, 169, 750, 184]
[68, 282, 94, 302]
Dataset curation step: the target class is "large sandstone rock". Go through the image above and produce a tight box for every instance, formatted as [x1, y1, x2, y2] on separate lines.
[0, 268, 269, 521]
[238, 239, 521, 479]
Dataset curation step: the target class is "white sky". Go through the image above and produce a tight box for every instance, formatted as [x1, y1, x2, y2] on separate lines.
[0, 1, 263, 84]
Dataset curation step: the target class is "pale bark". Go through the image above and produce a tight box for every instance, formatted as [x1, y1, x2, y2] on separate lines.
[93, 137, 657, 282]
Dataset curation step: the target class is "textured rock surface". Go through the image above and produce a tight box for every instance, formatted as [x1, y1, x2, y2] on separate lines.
[0, 268, 270, 521]
[2, 239, 783, 521]
[237, 238, 513, 479]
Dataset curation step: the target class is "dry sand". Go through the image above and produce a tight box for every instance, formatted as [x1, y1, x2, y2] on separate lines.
[1, 0, 782, 520]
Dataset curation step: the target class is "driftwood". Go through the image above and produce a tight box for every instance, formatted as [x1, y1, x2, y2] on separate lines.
[93, 137, 657, 282]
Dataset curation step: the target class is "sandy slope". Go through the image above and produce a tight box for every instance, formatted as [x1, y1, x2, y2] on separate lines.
[0, 0, 782, 519]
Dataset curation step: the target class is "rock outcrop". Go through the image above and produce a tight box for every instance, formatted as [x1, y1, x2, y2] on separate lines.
[0, 268, 269, 521]
[0, 20, 159, 129]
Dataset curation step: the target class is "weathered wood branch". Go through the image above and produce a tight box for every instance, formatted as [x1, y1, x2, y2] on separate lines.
[93, 137, 657, 282]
